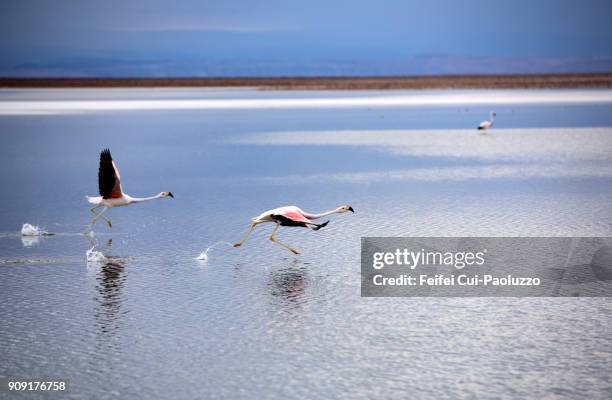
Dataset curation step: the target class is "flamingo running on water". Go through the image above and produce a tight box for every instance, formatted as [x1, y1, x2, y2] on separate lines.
[86, 149, 173, 228]
[233, 205, 354, 254]
[477, 111, 496, 131]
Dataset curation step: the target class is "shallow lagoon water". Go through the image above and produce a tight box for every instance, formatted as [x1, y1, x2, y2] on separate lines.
[1, 89, 612, 399]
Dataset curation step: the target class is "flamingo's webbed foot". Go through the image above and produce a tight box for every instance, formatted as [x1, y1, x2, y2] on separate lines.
[233, 243, 242, 248]
[106, 220, 112, 228]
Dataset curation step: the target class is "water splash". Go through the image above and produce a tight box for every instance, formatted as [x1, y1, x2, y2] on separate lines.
[86, 247, 108, 264]
[196, 241, 234, 261]
[21, 223, 53, 236]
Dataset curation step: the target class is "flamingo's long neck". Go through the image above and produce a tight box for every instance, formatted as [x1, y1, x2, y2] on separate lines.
[490, 113, 495, 123]
[303, 208, 341, 220]
[127, 193, 164, 203]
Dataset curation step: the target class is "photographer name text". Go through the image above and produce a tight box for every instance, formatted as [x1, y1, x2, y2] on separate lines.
[372, 274, 541, 287]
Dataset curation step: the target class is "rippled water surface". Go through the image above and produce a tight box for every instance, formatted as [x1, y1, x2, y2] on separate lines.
[1, 89, 612, 399]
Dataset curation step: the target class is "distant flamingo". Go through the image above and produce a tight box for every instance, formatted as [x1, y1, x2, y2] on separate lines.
[233, 205, 355, 254]
[86, 149, 173, 228]
[478, 111, 496, 131]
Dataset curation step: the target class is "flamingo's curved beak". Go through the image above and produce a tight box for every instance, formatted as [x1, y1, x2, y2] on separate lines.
[168, 192, 174, 198]
[348, 206, 354, 213]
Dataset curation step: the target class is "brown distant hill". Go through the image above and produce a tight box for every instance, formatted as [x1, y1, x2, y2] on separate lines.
[1, 73, 612, 90]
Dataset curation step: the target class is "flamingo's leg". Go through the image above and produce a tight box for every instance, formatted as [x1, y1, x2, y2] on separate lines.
[233, 222, 259, 248]
[91, 207, 112, 228]
[87, 206, 100, 232]
[92, 211, 112, 228]
[90, 205, 112, 227]
[268, 222, 299, 255]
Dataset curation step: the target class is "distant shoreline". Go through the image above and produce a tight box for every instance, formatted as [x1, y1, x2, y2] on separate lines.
[1, 73, 612, 90]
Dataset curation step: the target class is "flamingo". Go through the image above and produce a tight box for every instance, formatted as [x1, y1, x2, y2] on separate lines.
[478, 111, 496, 131]
[233, 205, 354, 254]
[86, 149, 173, 228]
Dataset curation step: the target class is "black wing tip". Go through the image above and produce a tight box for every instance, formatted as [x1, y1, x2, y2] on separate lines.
[98, 148, 116, 198]
[100, 148, 112, 159]
[313, 221, 330, 230]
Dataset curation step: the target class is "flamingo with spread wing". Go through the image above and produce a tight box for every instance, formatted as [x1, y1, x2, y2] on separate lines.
[86, 149, 173, 228]
[233, 205, 354, 254]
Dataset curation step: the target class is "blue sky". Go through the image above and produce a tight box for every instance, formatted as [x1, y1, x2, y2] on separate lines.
[1, 0, 611, 76]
